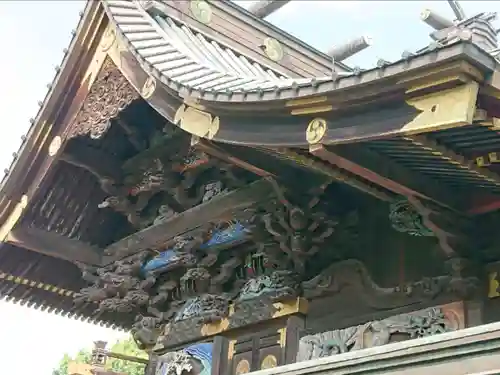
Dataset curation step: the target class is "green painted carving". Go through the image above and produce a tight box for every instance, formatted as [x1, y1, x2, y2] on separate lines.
[389, 200, 433, 237]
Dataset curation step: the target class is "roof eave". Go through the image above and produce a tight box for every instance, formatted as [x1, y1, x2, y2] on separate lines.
[0, 1, 105, 225]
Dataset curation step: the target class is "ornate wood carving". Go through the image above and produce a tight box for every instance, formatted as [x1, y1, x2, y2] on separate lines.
[301, 259, 478, 310]
[297, 303, 464, 362]
[249, 178, 338, 275]
[66, 58, 139, 140]
[406, 196, 471, 258]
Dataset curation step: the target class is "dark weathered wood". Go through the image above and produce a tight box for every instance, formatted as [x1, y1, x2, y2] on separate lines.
[60, 141, 123, 182]
[212, 336, 229, 375]
[103, 179, 275, 261]
[311, 144, 462, 210]
[330, 144, 462, 210]
[193, 138, 274, 178]
[6, 225, 102, 265]
[285, 316, 304, 365]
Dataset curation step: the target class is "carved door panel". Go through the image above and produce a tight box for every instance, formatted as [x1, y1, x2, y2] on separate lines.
[257, 331, 282, 371]
[228, 330, 284, 374]
[230, 337, 253, 375]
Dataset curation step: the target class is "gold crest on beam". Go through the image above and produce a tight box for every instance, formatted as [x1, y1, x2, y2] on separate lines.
[174, 104, 220, 140]
[141, 76, 156, 99]
[306, 118, 328, 144]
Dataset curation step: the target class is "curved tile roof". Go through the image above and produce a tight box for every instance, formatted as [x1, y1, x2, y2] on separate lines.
[104, 1, 497, 106]
[103, 0, 336, 94]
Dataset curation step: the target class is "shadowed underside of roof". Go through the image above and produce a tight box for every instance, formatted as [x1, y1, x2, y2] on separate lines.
[0, 244, 132, 329]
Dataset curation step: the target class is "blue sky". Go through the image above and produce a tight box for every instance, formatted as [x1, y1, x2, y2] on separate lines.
[0, 1, 497, 374]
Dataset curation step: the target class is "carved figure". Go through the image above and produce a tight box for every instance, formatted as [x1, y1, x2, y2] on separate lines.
[301, 259, 479, 310]
[156, 343, 212, 375]
[180, 268, 211, 297]
[98, 195, 141, 227]
[237, 270, 299, 302]
[255, 180, 337, 274]
[389, 200, 433, 237]
[174, 294, 229, 324]
[297, 307, 456, 362]
[132, 315, 163, 350]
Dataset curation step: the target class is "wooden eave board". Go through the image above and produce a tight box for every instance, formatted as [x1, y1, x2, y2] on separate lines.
[0, 1, 107, 232]
[104, 1, 496, 148]
[0, 243, 133, 328]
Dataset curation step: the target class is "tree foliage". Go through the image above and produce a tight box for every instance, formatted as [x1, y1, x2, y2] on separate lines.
[53, 336, 147, 375]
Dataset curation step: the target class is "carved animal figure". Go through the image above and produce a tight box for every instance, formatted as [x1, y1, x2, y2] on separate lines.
[156, 343, 212, 375]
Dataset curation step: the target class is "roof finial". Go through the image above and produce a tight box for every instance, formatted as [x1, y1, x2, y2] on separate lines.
[248, 1, 291, 19]
[420, 9, 454, 30]
[327, 36, 372, 62]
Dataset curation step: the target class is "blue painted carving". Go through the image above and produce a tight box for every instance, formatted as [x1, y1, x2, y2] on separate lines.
[142, 250, 180, 273]
[200, 221, 248, 249]
[155, 343, 213, 375]
[183, 343, 213, 375]
[142, 221, 249, 273]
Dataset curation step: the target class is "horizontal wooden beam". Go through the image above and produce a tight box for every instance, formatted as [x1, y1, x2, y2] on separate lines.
[315, 82, 479, 146]
[103, 178, 276, 262]
[5, 225, 102, 265]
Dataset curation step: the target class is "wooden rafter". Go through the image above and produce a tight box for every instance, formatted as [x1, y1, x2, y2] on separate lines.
[326, 144, 462, 209]
[267, 148, 393, 202]
[405, 135, 500, 187]
[309, 144, 456, 207]
[6, 225, 102, 265]
[192, 137, 274, 178]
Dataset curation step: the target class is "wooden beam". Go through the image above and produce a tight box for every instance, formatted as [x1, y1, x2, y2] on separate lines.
[316, 82, 479, 146]
[60, 140, 123, 183]
[328, 144, 462, 209]
[5, 226, 102, 265]
[192, 137, 274, 178]
[264, 147, 393, 202]
[103, 178, 276, 262]
[468, 195, 500, 215]
[310, 144, 445, 205]
[247, 1, 291, 19]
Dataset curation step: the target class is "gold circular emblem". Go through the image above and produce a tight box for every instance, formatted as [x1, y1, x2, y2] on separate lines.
[101, 27, 116, 52]
[235, 359, 250, 374]
[190, 0, 212, 24]
[142, 76, 156, 99]
[306, 118, 327, 144]
[263, 38, 284, 62]
[48, 136, 62, 156]
[261, 355, 277, 370]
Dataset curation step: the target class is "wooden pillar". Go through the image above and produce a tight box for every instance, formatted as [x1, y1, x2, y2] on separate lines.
[284, 315, 305, 365]
[212, 335, 229, 375]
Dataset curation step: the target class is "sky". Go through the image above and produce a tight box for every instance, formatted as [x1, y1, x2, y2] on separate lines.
[0, 1, 498, 374]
